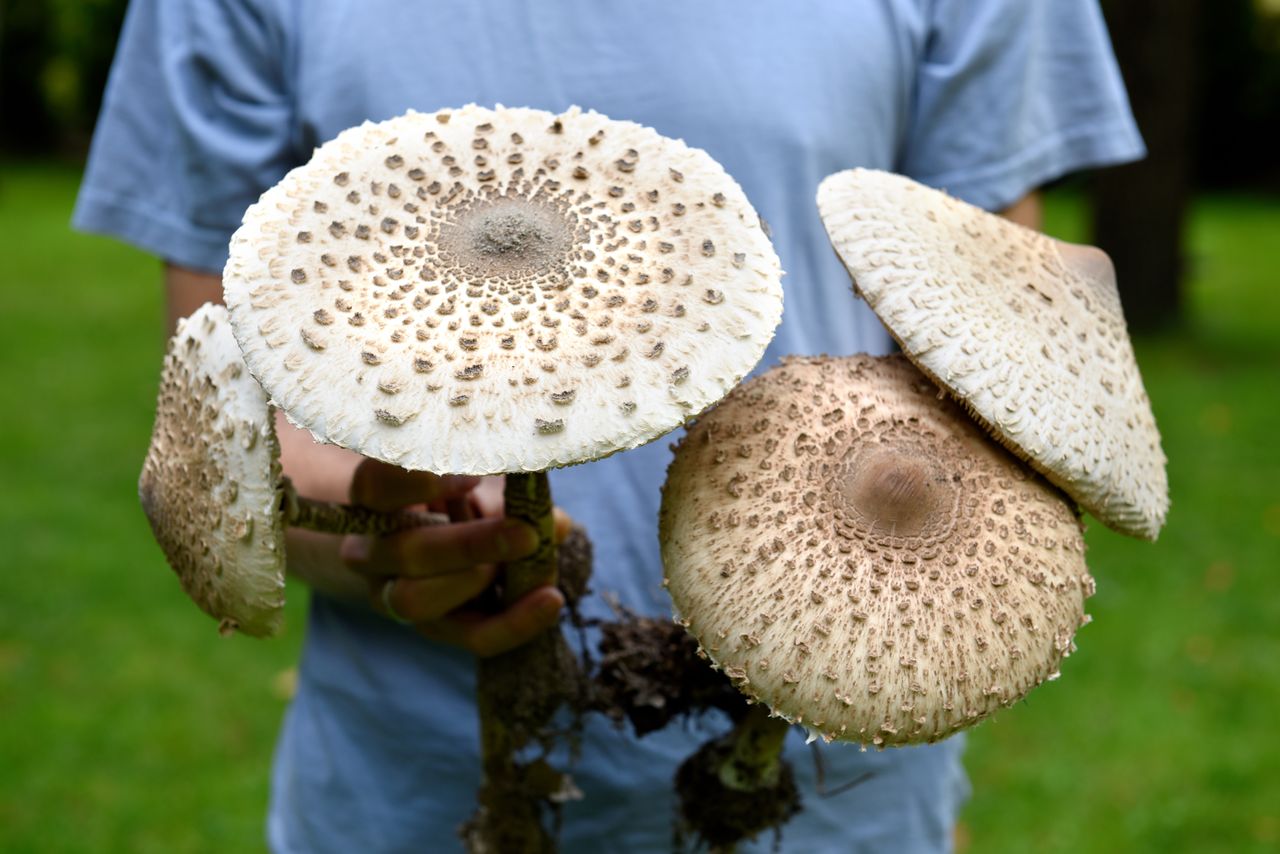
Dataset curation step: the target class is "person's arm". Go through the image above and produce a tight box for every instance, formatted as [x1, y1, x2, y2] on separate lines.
[899, 0, 1142, 220]
[164, 265, 563, 655]
[999, 191, 1042, 230]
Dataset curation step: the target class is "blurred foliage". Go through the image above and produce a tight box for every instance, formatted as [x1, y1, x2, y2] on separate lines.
[0, 0, 129, 154]
[1195, 0, 1280, 188]
[2, 0, 1280, 189]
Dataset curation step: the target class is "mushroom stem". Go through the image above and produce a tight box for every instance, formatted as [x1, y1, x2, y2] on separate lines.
[467, 471, 576, 852]
[500, 471, 558, 599]
[279, 478, 448, 535]
[718, 704, 791, 791]
[675, 704, 799, 852]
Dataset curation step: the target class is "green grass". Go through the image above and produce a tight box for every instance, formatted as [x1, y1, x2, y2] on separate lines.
[960, 194, 1280, 852]
[0, 163, 307, 853]
[1, 163, 1277, 852]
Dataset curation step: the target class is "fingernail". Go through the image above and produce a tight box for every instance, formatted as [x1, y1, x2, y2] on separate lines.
[499, 520, 538, 559]
[341, 537, 370, 565]
[536, 595, 562, 620]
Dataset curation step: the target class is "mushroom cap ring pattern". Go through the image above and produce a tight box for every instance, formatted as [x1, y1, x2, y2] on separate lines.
[660, 355, 1094, 746]
[225, 105, 783, 475]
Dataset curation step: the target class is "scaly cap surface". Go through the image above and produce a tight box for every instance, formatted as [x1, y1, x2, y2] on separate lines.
[225, 105, 783, 474]
[139, 303, 286, 637]
[661, 355, 1093, 745]
[817, 169, 1168, 540]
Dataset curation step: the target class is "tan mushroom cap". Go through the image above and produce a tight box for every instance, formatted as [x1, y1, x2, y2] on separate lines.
[139, 303, 286, 638]
[225, 105, 783, 475]
[817, 169, 1168, 540]
[660, 355, 1094, 746]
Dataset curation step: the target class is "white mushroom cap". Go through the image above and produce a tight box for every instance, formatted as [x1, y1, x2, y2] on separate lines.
[660, 355, 1094, 746]
[225, 105, 783, 475]
[139, 303, 285, 637]
[817, 169, 1168, 540]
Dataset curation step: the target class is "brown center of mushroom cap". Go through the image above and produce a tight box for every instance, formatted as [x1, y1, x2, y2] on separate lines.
[838, 450, 944, 539]
[828, 440, 961, 548]
[438, 195, 575, 280]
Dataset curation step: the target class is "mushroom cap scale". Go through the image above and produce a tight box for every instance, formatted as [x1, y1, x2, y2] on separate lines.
[225, 105, 783, 475]
[817, 169, 1168, 541]
[660, 355, 1094, 746]
[139, 303, 286, 638]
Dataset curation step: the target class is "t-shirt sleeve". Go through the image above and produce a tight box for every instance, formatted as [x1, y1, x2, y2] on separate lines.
[72, 0, 296, 273]
[897, 0, 1144, 211]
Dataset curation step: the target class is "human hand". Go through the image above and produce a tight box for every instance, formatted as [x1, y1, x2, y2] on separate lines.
[340, 459, 570, 657]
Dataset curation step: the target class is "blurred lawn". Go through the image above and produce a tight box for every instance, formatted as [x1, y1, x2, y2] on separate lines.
[0, 163, 308, 853]
[1, 162, 1277, 852]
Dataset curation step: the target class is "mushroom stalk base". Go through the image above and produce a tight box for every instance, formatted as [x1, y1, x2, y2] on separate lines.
[281, 479, 447, 535]
[499, 471, 558, 601]
[467, 471, 573, 853]
[718, 705, 790, 792]
[675, 705, 799, 852]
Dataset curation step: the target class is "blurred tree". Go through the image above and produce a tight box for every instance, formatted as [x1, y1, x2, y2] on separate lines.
[0, 0, 60, 152]
[0, 0, 129, 154]
[1195, 0, 1280, 189]
[1090, 0, 1199, 332]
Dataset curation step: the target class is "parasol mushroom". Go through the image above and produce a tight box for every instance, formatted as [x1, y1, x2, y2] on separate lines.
[661, 355, 1094, 749]
[139, 302, 443, 638]
[672, 701, 802, 851]
[817, 169, 1168, 541]
[222, 104, 783, 850]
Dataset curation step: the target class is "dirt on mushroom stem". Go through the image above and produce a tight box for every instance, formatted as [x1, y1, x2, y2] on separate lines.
[280, 476, 446, 535]
[467, 477, 591, 853]
[591, 610, 743, 736]
[674, 704, 800, 853]
[586, 612, 801, 850]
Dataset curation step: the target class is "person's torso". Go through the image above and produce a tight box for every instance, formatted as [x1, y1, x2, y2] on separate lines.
[269, 5, 965, 852]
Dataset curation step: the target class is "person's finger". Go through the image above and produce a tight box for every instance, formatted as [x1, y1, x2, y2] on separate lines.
[371, 564, 498, 623]
[444, 492, 474, 524]
[418, 586, 565, 657]
[469, 477, 570, 543]
[349, 458, 480, 512]
[470, 476, 506, 519]
[552, 507, 573, 544]
[342, 517, 538, 577]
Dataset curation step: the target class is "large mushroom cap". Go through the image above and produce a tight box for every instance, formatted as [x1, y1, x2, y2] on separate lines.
[817, 169, 1168, 540]
[139, 303, 286, 637]
[225, 105, 783, 475]
[660, 355, 1094, 746]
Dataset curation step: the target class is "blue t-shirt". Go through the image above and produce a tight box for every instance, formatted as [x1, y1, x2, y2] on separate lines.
[75, 2, 1142, 851]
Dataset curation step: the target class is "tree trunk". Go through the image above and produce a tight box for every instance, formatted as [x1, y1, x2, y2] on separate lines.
[1090, 0, 1198, 331]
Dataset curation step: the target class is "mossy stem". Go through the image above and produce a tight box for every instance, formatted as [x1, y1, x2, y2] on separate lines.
[719, 704, 790, 791]
[499, 471, 558, 601]
[280, 478, 447, 535]
[467, 471, 564, 852]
